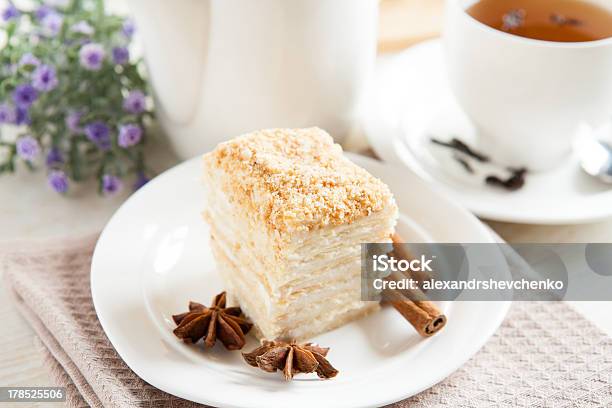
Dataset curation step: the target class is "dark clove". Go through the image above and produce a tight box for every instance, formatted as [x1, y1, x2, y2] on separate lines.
[452, 154, 474, 173]
[485, 167, 527, 191]
[430, 137, 490, 163]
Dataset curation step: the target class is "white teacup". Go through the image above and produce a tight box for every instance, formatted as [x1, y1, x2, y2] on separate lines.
[444, 0, 612, 172]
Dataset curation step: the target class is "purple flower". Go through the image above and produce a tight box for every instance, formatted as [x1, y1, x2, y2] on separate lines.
[112, 47, 129, 65]
[41, 12, 63, 36]
[2, 4, 20, 21]
[118, 123, 142, 148]
[16, 136, 40, 161]
[133, 172, 149, 190]
[45, 147, 63, 167]
[122, 19, 135, 37]
[48, 170, 69, 193]
[12, 84, 38, 108]
[65, 110, 83, 133]
[102, 174, 122, 195]
[35, 5, 54, 21]
[15, 107, 30, 125]
[32, 64, 58, 92]
[0, 103, 16, 123]
[18, 53, 40, 67]
[71, 20, 94, 35]
[85, 121, 111, 150]
[123, 90, 146, 114]
[79, 43, 105, 71]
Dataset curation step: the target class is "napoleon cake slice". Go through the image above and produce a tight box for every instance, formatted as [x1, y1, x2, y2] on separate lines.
[202, 128, 398, 340]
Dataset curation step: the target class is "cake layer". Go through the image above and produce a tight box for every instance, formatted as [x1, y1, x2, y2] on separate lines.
[211, 236, 380, 340]
[203, 183, 396, 290]
[209, 233, 364, 310]
[205, 204, 393, 290]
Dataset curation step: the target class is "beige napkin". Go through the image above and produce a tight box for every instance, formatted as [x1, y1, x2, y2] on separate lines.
[2, 236, 612, 408]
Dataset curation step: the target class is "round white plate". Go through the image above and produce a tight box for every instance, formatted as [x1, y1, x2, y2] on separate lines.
[362, 39, 612, 224]
[91, 154, 510, 408]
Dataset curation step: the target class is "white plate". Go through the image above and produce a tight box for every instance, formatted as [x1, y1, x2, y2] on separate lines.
[362, 39, 612, 224]
[91, 154, 510, 408]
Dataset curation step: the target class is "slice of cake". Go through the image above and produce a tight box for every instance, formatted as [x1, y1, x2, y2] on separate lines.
[202, 128, 398, 341]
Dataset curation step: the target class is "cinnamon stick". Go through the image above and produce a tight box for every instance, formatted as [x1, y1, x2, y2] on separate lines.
[386, 233, 447, 337]
[383, 289, 447, 337]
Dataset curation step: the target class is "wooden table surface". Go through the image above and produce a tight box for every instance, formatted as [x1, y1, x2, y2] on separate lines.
[1, 0, 611, 402]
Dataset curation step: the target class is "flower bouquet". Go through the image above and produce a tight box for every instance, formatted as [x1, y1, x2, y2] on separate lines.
[0, 0, 152, 195]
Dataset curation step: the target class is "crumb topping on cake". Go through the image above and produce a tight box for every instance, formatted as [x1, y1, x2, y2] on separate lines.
[203, 128, 396, 234]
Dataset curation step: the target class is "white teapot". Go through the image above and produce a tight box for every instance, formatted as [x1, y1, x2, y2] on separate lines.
[128, 0, 379, 158]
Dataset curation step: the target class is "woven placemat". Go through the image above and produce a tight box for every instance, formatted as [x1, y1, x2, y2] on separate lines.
[3, 237, 612, 407]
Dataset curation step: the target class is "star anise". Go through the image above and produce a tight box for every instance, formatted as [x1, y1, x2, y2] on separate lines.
[242, 340, 339, 380]
[172, 292, 252, 350]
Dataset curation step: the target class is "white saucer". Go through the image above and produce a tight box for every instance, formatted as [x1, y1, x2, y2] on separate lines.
[362, 39, 612, 224]
[91, 154, 509, 408]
